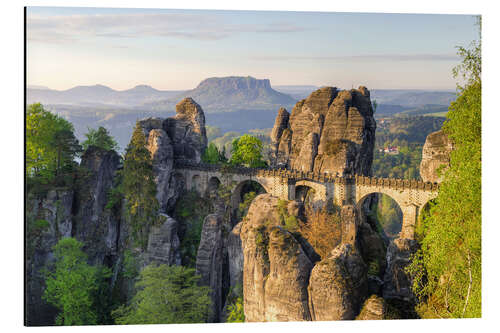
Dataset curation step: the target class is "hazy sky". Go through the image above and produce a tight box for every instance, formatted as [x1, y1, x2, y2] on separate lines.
[26, 7, 478, 91]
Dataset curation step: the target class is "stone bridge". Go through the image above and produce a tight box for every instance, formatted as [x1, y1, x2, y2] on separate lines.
[172, 161, 439, 240]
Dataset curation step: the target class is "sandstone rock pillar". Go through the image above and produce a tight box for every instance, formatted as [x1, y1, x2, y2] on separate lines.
[341, 205, 359, 245]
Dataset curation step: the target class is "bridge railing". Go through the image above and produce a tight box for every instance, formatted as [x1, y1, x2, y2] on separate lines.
[173, 160, 439, 191]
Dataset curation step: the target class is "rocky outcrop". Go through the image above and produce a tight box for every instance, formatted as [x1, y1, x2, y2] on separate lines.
[26, 190, 74, 325]
[138, 98, 208, 212]
[145, 128, 174, 212]
[74, 146, 121, 265]
[269, 107, 290, 167]
[270, 86, 375, 176]
[165, 97, 207, 163]
[356, 295, 387, 320]
[195, 214, 226, 322]
[308, 243, 368, 321]
[239, 194, 313, 322]
[292, 132, 319, 172]
[145, 214, 181, 266]
[382, 238, 419, 302]
[227, 222, 244, 289]
[420, 129, 453, 183]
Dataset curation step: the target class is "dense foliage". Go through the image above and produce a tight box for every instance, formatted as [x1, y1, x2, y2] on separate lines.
[202, 142, 227, 164]
[122, 122, 159, 249]
[172, 190, 214, 267]
[26, 103, 81, 187]
[112, 264, 211, 324]
[82, 126, 118, 151]
[43, 238, 111, 325]
[229, 134, 267, 168]
[408, 25, 481, 318]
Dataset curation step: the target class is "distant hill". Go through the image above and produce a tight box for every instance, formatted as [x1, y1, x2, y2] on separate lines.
[27, 84, 184, 107]
[371, 89, 456, 107]
[273, 85, 319, 100]
[144, 76, 297, 113]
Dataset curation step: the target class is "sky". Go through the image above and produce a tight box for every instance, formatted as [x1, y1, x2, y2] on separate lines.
[26, 7, 479, 91]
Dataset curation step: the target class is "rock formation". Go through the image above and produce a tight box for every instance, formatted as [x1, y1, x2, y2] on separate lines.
[138, 98, 208, 212]
[356, 295, 387, 320]
[308, 243, 368, 321]
[26, 190, 74, 325]
[420, 129, 453, 183]
[269, 107, 290, 167]
[269, 86, 376, 175]
[195, 214, 226, 322]
[74, 146, 122, 265]
[145, 214, 181, 266]
[239, 194, 313, 322]
[382, 238, 419, 302]
[165, 98, 207, 163]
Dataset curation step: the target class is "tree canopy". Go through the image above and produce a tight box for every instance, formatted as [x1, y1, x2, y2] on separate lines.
[201, 142, 227, 164]
[26, 103, 81, 185]
[229, 134, 267, 168]
[409, 20, 481, 318]
[122, 122, 160, 249]
[43, 237, 110, 325]
[112, 264, 211, 324]
[82, 126, 118, 151]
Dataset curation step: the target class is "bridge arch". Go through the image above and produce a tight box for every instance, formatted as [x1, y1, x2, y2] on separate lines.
[294, 179, 328, 209]
[191, 174, 202, 193]
[231, 179, 268, 221]
[357, 192, 403, 239]
[207, 176, 221, 195]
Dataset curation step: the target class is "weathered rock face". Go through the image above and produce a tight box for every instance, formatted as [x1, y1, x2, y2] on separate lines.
[356, 295, 387, 320]
[314, 87, 376, 175]
[74, 146, 121, 265]
[227, 221, 244, 289]
[269, 107, 290, 167]
[382, 238, 419, 302]
[145, 213, 181, 266]
[195, 214, 226, 322]
[165, 97, 207, 163]
[270, 86, 375, 176]
[308, 243, 368, 321]
[239, 194, 313, 322]
[26, 190, 74, 326]
[293, 132, 319, 172]
[137, 98, 208, 212]
[145, 128, 174, 212]
[420, 129, 453, 183]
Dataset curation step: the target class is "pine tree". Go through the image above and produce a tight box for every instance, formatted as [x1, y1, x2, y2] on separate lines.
[122, 122, 159, 249]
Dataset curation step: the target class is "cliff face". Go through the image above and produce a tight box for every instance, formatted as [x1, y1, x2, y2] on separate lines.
[270, 86, 376, 176]
[26, 97, 208, 325]
[138, 97, 208, 212]
[420, 129, 453, 183]
[236, 194, 372, 322]
[74, 146, 122, 265]
[239, 195, 313, 322]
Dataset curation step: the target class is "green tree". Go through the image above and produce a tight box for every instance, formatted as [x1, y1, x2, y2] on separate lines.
[202, 142, 227, 164]
[26, 103, 81, 184]
[122, 122, 159, 249]
[229, 134, 267, 168]
[112, 264, 211, 324]
[43, 237, 111, 325]
[408, 20, 481, 318]
[226, 296, 245, 322]
[82, 126, 118, 151]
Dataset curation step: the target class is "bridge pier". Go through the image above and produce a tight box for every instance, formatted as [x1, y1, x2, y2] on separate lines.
[400, 205, 418, 239]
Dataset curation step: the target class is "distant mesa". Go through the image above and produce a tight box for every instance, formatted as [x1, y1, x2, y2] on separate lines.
[145, 76, 298, 113]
